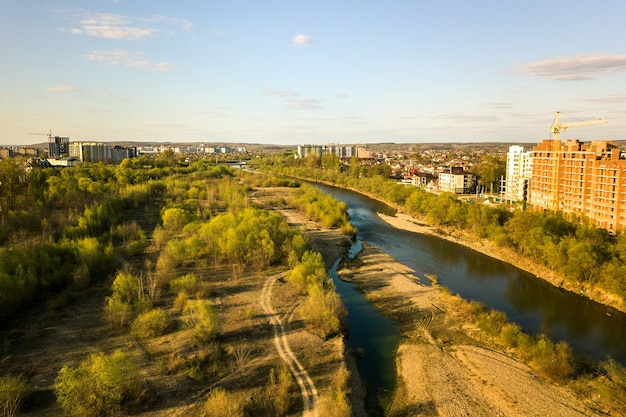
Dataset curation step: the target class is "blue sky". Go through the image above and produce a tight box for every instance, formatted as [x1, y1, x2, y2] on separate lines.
[2, 0, 626, 145]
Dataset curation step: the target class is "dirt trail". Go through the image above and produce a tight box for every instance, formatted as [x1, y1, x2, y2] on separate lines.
[259, 274, 319, 417]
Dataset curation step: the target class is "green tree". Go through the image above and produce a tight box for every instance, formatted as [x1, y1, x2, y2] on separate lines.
[182, 300, 222, 343]
[55, 351, 144, 416]
[203, 388, 245, 417]
[300, 282, 345, 339]
[0, 375, 31, 417]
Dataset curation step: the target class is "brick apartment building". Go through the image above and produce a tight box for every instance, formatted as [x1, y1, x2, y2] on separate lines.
[528, 139, 626, 233]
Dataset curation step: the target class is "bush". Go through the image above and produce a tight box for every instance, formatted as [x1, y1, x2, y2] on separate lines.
[182, 300, 221, 343]
[170, 273, 198, 294]
[131, 308, 169, 338]
[104, 295, 132, 329]
[203, 388, 245, 417]
[528, 337, 575, 381]
[286, 251, 326, 294]
[265, 365, 293, 416]
[300, 283, 345, 339]
[55, 351, 144, 416]
[0, 375, 30, 417]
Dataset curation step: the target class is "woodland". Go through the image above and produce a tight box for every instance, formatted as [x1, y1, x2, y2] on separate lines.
[2, 149, 626, 416]
[0, 155, 352, 416]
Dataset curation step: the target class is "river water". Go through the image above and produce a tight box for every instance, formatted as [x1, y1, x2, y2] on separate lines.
[316, 183, 626, 414]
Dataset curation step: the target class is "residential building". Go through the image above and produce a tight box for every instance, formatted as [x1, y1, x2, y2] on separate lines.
[504, 145, 533, 203]
[111, 146, 137, 164]
[48, 136, 70, 158]
[528, 139, 626, 233]
[438, 167, 476, 194]
[69, 142, 112, 162]
[409, 171, 438, 192]
[297, 144, 371, 159]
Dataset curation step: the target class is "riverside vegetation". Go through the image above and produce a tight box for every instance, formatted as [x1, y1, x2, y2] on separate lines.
[0, 155, 353, 416]
[260, 152, 626, 414]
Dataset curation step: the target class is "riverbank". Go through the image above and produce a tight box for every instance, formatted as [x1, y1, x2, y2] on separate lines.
[338, 243, 606, 416]
[378, 211, 626, 314]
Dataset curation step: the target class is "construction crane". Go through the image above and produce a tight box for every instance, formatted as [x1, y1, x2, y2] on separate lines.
[27, 130, 53, 143]
[550, 111, 607, 141]
[547, 112, 607, 210]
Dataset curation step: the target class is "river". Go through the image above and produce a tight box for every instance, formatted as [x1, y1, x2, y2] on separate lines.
[316, 183, 626, 414]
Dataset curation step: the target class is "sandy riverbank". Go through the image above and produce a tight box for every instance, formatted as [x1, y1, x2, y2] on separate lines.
[378, 211, 626, 314]
[338, 243, 604, 416]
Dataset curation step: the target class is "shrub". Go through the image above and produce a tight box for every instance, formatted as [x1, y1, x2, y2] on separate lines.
[170, 273, 198, 295]
[182, 300, 221, 343]
[0, 375, 30, 417]
[104, 295, 132, 329]
[131, 308, 169, 338]
[286, 251, 326, 294]
[55, 351, 144, 416]
[528, 336, 575, 381]
[203, 388, 245, 417]
[476, 309, 508, 336]
[265, 365, 293, 416]
[174, 291, 189, 313]
[300, 283, 345, 339]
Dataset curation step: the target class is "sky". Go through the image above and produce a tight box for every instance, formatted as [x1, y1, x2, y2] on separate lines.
[2, 0, 626, 146]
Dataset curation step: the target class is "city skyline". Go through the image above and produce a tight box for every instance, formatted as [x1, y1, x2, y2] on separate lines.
[2, 0, 626, 145]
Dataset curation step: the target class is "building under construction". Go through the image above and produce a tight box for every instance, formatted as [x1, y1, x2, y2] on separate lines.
[528, 139, 626, 233]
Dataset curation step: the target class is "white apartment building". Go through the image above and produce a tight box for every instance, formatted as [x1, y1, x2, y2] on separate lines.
[504, 145, 533, 203]
[69, 142, 112, 162]
[438, 167, 475, 194]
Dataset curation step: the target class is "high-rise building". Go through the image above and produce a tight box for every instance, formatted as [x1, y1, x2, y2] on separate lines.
[528, 139, 626, 233]
[504, 145, 532, 203]
[69, 142, 112, 162]
[48, 136, 70, 158]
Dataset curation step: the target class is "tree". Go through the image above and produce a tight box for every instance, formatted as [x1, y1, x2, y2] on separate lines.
[0, 159, 26, 213]
[203, 388, 245, 417]
[0, 375, 30, 417]
[300, 282, 345, 339]
[182, 300, 222, 343]
[55, 351, 144, 416]
[265, 365, 293, 416]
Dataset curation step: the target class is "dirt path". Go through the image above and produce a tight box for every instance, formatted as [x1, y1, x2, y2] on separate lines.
[259, 274, 319, 417]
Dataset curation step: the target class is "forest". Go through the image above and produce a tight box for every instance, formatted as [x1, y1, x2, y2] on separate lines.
[0, 155, 352, 416]
[260, 152, 626, 307]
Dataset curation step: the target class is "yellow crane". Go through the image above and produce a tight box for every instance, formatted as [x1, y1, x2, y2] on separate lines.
[550, 111, 607, 141]
[548, 112, 607, 210]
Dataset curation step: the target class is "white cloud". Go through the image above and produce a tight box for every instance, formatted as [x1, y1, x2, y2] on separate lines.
[266, 91, 299, 97]
[86, 49, 175, 72]
[435, 113, 498, 122]
[145, 15, 193, 32]
[60, 10, 191, 40]
[521, 54, 626, 80]
[583, 93, 626, 103]
[288, 98, 322, 110]
[45, 84, 81, 92]
[292, 34, 312, 46]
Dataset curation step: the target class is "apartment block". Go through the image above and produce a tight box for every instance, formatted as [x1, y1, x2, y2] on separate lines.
[69, 142, 112, 162]
[528, 139, 626, 233]
[297, 144, 371, 159]
[48, 136, 70, 158]
[504, 145, 532, 203]
[438, 167, 476, 194]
